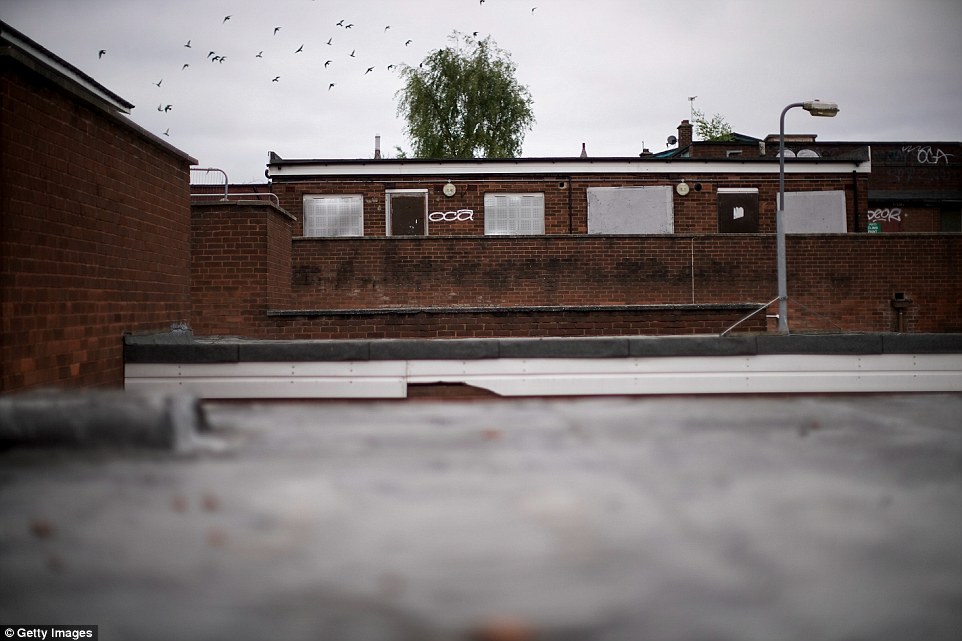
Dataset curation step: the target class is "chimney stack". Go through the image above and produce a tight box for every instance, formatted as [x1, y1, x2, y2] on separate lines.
[678, 120, 693, 149]
[374, 134, 382, 159]
[580, 142, 587, 159]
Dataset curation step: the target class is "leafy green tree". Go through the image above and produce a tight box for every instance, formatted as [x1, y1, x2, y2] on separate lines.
[395, 32, 535, 158]
[692, 108, 734, 142]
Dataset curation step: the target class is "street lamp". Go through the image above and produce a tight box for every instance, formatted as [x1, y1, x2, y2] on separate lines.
[776, 100, 839, 333]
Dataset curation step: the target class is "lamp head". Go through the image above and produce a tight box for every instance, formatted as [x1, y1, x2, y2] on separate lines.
[802, 100, 839, 117]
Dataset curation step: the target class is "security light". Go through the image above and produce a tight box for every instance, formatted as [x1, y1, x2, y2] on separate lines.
[802, 100, 839, 117]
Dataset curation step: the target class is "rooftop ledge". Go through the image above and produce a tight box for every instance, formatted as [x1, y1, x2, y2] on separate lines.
[124, 332, 962, 364]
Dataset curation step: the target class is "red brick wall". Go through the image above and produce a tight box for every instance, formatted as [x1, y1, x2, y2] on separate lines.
[272, 171, 868, 237]
[286, 234, 961, 335]
[291, 236, 767, 310]
[265, 307, 766, 340]
[787, 234, 961, 333]
[1, 58, 193, 391]
[190, 201, 294, 337]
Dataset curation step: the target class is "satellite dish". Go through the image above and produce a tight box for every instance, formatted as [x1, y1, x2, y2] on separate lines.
[777, 149, 796, 158]
[667, 135, 678, 147]
[796, 149, 820, 158]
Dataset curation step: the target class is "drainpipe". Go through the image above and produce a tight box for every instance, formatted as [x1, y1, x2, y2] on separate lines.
[566, 175, 573, 234]
[891, 292, 911, 333]
[852, 170, 860, 233]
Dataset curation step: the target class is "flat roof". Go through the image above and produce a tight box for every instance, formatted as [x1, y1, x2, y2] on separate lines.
[267, 155, 871, 178]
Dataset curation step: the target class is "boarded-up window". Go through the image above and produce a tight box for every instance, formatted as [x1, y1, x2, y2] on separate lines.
[781, 190, 847, 233]
[717, 188, 759, 233]
[387, 191, 427, 236]
[303, 195, 363, 237]
[484, 194, 545, 235]
[587, 186, 674, 234]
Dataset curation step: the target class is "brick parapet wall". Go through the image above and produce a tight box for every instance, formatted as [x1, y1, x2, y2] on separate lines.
[290, 235, 773, 311]
[263, 306, 766, 340]
[190, 201, 294, 337]
[1, 58, 193, 391]
[287, 234, 961, 335]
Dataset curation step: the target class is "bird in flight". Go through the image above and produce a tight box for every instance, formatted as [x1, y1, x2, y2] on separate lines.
[405, 39, 412, 46]
[295, 44, 304, 53]
[324, 60, 332, 67]
[326, 37, 333, 45]
[98, 49, 106, 58]
[365, 67, 374, 74]
[181, 63, 189, 70]
[163, 128, 169, 136]
[272, 76, 280, 82]
[154, 78, 163, 87]
[328, 83, 335, 90]
[223, 15, 231, 23]
[207, 51, 216, 59]
[274, 26, 281, 35]
[256, 51, 263, 58]
[336, 19, 344, 26]
[345, 23, 354, 29]
[158, 104, 172, 112]
[184, 39, 191, 48]
[384, 25, 390, 32]
[531, 6, 537, 12]
[387, 64, 396, 70]
[349, 49, 356, 57]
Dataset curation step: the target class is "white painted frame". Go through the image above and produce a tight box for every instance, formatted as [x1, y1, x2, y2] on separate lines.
[386, 189, 428, 236]
[126, 354, 962, 399]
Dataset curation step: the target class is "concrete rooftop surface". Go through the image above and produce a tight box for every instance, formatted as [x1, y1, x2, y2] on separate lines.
[1, 393, 961, 640]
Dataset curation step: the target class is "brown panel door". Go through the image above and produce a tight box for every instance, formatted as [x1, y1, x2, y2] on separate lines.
[389, 194, 426, 236]
[717, 190, 759, 233]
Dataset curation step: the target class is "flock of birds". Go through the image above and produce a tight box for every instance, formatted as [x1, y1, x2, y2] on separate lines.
[91, 1, 542, 140]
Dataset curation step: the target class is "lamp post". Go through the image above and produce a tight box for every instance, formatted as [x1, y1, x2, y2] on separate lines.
[776, 100, 839, 333]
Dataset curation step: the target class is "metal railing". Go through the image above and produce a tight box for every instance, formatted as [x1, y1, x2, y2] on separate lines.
[189, 167, 279, 207]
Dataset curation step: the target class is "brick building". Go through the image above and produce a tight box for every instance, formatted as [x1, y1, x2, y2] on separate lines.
[665, 119, 962, 233]
[2, 20, 960, 394]
[1, 22, 196, 391]
[244, 148, 958, 342]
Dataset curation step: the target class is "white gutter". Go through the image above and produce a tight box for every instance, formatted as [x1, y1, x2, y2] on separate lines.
[268, 158, 871, 178]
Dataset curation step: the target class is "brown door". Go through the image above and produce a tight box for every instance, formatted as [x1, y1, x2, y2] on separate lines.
[389, 193, 426, 236]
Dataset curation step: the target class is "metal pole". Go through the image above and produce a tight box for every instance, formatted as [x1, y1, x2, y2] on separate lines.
[777, 103, 804, 334]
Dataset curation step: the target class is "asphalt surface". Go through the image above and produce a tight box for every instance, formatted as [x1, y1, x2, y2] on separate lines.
[1, 394, 961, 640]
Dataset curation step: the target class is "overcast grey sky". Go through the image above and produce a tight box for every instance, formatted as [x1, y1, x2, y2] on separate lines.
[3, 0, 961, 183]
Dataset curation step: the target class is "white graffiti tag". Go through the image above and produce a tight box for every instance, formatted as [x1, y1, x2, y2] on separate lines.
[902, 145, 953, 164]
[428, 209, 475, 222]
[867, 208, 902, 222]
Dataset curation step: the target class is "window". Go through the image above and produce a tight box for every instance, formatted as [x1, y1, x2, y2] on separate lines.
[587, 186, 674, 234]
[303, 195, 363, 237]
[484, 193, 545, 235]
[386, 190, 427, 236]
[717, 188, 759, 233]
[781, 190, 847, 233]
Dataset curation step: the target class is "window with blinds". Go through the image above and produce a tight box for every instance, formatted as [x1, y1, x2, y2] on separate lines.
[303, 195, 364, 237]
[483, 193, 545, 235]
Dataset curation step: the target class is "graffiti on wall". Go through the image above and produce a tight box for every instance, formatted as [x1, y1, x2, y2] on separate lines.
[429, 209, 475, 222]
[867, 208, 902, 222]
[902, 145, 953, 164]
